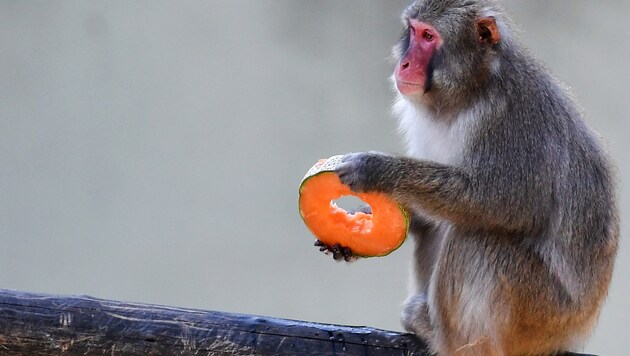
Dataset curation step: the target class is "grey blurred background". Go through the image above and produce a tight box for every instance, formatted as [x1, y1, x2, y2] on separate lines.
[0, 1, 628, 354]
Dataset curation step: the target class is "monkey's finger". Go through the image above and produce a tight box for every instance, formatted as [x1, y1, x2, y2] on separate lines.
[340, 152, 367, 163]
[331, 244, 345, 261]
[342, 247, 356, 262]
[315, 240, 333, 253]
[335, 164, 362, 191]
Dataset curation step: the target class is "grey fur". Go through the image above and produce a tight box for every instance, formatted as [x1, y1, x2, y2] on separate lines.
[336, 0, 619, 355]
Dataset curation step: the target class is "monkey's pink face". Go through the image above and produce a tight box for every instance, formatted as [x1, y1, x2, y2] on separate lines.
[395, 19, 442, 96]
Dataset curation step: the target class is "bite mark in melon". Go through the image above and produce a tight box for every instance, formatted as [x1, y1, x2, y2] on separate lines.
[299, 155, 409, 257]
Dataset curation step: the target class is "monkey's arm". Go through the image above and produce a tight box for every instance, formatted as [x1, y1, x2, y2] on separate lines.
[337, 152, 550, 234]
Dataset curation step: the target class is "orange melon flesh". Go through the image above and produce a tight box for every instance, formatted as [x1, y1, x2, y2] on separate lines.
[299, 156, 409, 257]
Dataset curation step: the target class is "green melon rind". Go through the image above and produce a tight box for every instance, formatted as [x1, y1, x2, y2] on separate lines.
[300, 155, 345, 183]
[298, 155, 410, 258]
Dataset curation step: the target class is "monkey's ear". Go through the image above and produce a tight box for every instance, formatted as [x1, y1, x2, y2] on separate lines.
[477, 17, 501, 46]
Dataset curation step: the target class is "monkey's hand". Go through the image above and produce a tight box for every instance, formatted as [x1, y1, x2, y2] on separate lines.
[314, 241, 358, 262]
[336, 152, 395, 193]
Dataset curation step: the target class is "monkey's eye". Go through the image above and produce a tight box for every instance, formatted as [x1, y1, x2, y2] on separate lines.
[423, 31, 434, 41]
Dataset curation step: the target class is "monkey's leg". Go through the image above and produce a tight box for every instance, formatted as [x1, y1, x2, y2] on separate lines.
[402, 293, 434, 341]
[408, 215, 444, 294]
[401, 215, 443, 344]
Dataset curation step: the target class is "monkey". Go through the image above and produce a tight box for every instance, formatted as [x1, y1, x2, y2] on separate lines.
[316, 1, 619, 355]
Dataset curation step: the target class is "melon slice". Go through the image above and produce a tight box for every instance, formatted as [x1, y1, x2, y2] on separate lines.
[298, 155, 409, 257]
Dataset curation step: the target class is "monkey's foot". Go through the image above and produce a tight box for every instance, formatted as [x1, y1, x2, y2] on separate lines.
[401, 294, 434, 341]
[314, 240, 357, 262]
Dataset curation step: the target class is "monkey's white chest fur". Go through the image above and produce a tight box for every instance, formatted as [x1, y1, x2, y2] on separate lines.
[393, 96, 470, 165]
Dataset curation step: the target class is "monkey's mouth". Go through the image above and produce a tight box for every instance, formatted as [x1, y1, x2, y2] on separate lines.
[396, 80, 425, 96]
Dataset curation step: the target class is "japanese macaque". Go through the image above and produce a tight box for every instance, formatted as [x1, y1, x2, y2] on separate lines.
[319, 1, 619, 355]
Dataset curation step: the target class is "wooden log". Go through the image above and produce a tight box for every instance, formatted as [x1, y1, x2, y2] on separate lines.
[0, 289, 429, 355]
[0, 289, 598, 355]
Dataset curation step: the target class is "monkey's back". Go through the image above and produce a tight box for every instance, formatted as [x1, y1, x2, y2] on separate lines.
[437, 47, 619, 352]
